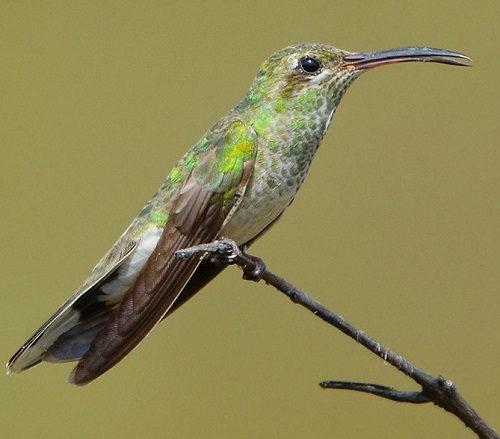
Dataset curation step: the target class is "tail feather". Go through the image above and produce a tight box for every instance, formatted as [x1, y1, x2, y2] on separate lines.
[44, 315, 109, 363]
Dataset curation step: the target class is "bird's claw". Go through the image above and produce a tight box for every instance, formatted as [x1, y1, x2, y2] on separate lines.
[208, 238, 241, 265]
[213, 238, 266, 281]
[176, 238, 266, 282]
[241, 254, 266, 281]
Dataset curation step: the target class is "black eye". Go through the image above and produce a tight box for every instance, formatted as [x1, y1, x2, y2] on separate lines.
[298, 56, 322, 75]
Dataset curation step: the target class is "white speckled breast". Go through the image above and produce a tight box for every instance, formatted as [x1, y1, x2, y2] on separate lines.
[220, 142, 312, 245]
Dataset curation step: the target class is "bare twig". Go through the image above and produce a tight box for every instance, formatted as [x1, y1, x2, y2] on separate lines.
[319, 381, 430, 403]
[176, 238, 498, 439]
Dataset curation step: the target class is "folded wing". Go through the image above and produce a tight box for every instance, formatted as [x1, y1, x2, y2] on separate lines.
[70, 119, 257, 385]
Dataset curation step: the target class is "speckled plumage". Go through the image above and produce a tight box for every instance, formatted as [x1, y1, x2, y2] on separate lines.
[7, 44, 470, 384]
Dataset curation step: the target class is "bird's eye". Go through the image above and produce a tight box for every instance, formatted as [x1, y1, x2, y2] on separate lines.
[298, 56, 322, 75]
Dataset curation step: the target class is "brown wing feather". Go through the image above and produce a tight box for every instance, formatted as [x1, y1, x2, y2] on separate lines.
[70, 119, 257, 385]
[69, 183, 223, 385]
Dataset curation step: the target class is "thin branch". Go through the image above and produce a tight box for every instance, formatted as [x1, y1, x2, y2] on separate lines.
[319, 381, 430, 403]
[176, 239, 499, 439]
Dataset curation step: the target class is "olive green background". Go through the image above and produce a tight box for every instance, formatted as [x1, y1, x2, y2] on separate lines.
[2, 1, 499, 438]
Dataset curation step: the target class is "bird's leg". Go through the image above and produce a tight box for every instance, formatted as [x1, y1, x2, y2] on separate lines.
[175, 238, 266, 282]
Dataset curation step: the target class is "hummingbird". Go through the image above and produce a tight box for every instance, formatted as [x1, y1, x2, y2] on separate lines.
[7, 44, 470, 385]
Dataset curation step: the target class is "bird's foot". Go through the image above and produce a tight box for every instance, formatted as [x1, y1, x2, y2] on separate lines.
[175, 238, 266, 282]
[239, 252, 266, 281]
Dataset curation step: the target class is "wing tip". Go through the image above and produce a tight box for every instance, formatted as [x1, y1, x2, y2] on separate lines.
[68, 364, 94, 386]
[6, 350, 44, 376]
[5, 362, 17, 376]
[67, 367, 78, 385]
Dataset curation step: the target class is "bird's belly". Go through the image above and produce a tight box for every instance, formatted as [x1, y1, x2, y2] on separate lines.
[221, 159, 305, 245]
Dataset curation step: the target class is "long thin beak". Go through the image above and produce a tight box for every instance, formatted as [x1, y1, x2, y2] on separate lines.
[343, 46, 472, 70]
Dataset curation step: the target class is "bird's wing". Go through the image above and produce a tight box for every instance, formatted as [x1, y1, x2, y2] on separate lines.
[70, 118, 258, 385]
[7, 240, 137, 373]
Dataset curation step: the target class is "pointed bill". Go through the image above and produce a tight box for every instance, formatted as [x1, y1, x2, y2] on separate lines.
[343, 46, 472, 70]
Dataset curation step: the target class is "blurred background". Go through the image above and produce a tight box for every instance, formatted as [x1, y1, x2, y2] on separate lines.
[1, 1, 499, 438]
